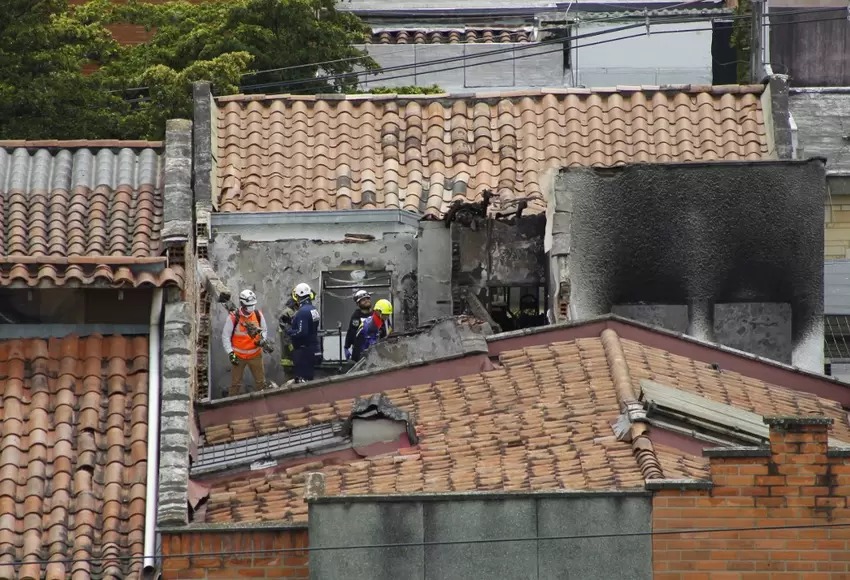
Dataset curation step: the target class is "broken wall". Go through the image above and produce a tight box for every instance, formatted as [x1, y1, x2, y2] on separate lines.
[349, 316, 491, 373]
[452, 215, 547, 312]
[548, 159, 826, 371]
[209, 227, 418, 394]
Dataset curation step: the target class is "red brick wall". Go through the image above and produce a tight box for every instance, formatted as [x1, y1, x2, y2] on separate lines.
[653, 417, 850, 579]
[161, 528, 309, 579]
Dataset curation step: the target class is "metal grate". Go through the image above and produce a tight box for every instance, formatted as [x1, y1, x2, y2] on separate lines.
[192, 423, 347, 476]
[825, 315, 850, 360]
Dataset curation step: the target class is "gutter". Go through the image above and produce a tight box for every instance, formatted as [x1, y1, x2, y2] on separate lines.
[210, 208, 421, 229]
[143, 289, 164, 574]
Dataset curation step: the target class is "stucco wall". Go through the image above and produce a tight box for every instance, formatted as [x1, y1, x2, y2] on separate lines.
[549, 160, 826, 372]
[308, 492, 652, 580]
[209, 230, 418, 394]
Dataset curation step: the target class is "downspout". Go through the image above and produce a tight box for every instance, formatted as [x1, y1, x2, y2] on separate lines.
[143, 288, 164, 573]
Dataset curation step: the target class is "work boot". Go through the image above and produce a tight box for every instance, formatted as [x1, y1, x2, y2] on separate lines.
[228, 385, 243, 398]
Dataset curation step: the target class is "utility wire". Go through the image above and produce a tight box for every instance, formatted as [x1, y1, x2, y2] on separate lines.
[5, 520, 850, 567]
[249, 13, 849, 94]
[237, 0, 734, 77]
[238, 8, 846, 92]
[110, 4, 845, 96]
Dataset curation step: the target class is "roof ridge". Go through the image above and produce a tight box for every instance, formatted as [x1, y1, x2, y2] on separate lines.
[600, 328, 664, 481]
[214, 84, 766, 104]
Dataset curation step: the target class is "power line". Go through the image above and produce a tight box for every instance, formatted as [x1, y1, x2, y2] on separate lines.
[238, 8, 846, 93]
[264, 14, 849, 95]
[3, 520, 850, 567]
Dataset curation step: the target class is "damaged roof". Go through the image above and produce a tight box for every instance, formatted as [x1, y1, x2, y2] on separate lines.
[0, 334, 149, 580]
[214, 85, 769, 217]
[0, 141, 184, 288]
[193, 318, 850, 526]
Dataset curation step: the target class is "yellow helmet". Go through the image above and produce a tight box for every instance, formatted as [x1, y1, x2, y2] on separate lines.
[374, 299, 393, 315]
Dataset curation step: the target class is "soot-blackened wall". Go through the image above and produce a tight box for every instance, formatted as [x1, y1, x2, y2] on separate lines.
[552, 159, 826, 371]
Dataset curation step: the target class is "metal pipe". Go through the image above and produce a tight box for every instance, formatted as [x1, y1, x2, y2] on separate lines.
[142, 288, 164, 573]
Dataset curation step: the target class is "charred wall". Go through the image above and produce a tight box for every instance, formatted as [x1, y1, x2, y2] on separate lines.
[452, 215, 547, 310]
[552, 159, 826, 371]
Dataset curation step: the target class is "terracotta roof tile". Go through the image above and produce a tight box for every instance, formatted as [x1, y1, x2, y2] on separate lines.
[200, 329, 850, 526]
[0, 146, 180, 288]
[214, 86, 769, 216]
[368, 28, 533, 44]
[0, 335, 148, 580]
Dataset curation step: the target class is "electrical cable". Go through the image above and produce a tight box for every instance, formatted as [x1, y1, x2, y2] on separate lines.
[238, 9, 848, 92]
[4, 520, 850, 567]
[109, 4, 845, 96]
[278, 15, 848, 95]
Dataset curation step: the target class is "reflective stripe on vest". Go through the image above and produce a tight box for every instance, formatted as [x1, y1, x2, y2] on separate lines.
[231, 311, 262, 358]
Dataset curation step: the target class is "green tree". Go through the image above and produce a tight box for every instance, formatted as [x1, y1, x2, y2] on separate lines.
[0, 0, 126, 139]
[0, 0, 375, 140]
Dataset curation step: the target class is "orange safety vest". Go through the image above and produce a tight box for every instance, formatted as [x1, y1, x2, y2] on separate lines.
[230, 310, 263, 359]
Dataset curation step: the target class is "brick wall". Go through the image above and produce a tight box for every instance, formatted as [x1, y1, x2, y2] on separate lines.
[825, 195, 850, 259]
[161, 528, 309, 579]
[652, 416, 850, 579]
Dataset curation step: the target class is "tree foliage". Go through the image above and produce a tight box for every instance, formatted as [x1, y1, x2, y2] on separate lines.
[0, 0, 375, 140]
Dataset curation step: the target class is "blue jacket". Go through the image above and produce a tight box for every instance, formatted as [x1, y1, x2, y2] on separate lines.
[355, 313, 391, 353]
[287, 301, 320, 350]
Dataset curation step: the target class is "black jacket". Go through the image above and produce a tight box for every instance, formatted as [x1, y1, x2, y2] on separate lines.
[344, 309, 370, 349]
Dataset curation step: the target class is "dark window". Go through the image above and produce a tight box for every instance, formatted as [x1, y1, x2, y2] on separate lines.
[320, 270, 392, 360]
[487, 285, 548, 332]
[825, 315, 850, 361]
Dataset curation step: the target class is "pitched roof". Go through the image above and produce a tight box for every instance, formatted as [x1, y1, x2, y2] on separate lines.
[196, 322, 850, 526]
[0, 143, 184, 288]
[214, 85, 770, 217]
[367, 28, 533, 44]
[789, 89, 850, 176]
[0, 334, 149, 580]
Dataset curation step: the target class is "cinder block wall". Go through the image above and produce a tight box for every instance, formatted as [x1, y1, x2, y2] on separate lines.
[825, 195, 850, 259]
[652, 417, 850, 578]
[160, 528, 309, 579]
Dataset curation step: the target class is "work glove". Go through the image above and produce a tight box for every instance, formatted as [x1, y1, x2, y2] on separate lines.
[344, 348, 352, 360]
[228, 352, 239, 365]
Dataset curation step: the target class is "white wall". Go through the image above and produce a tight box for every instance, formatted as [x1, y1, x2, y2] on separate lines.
[573, 21, 713, 87]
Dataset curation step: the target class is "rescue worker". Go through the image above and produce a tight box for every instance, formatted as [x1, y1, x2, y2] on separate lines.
[222, 289, 268, 397]
[344, 289, 372, 361]
[287, 282, 321, 383]
[278, 295, 299, 379]
[353, 298, 393, 360]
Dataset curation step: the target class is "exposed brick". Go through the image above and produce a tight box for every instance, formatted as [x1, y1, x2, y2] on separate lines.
[161, 529, 310, 580]
[653, 419, 850, 578]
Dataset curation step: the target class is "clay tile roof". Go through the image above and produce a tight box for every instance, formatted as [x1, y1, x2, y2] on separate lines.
[368, 28, 533, 44]
[0, 144, 183, 288]
[198, 327, 850, 526]
[214, 85, 769, 217]
[0, 334, 149, 580]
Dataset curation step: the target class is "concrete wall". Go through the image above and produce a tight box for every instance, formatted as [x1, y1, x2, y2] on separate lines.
[418, 221, 453, 324]
[349, 316, 491, 372]
[355, 43, 566, 91]
[308, 492, 652, 580]
[209, 226, 418, 393]
[549, 160, 826, 372]
[574, 22, 713, 87]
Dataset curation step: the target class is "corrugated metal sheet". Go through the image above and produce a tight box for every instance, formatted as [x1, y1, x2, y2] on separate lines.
[790, 91, 850, 175]
[826, 259, 850, 314]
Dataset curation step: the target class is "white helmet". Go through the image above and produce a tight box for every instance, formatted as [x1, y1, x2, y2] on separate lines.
[239, 289, 257, 307]
[353, 289, 371, 303]
[293, 282, 313, 300]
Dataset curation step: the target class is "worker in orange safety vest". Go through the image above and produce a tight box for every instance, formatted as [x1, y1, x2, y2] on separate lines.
[222, 289, 268, 397]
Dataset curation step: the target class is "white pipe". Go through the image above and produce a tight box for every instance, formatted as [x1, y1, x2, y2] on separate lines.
[143, 288, 163, 573]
